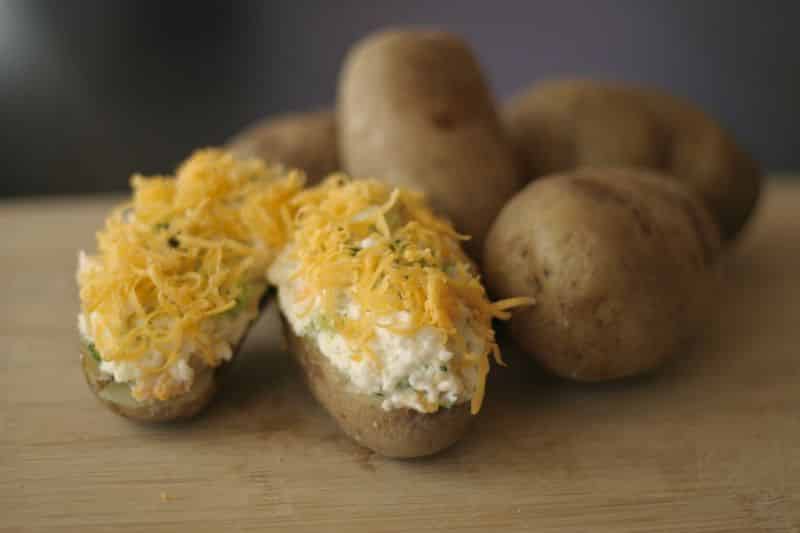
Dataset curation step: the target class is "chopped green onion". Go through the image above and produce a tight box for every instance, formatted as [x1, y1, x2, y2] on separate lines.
[87, 342, 102, 362]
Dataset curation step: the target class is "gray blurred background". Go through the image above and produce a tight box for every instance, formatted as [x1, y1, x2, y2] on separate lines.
[2, 0, 798, 197]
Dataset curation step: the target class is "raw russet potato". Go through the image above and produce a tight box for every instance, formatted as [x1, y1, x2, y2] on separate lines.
[483, 168, 721, 381]
[338, 29, 520, 258]
[504, 80, 762, 241]
[227, 110, 338, 184]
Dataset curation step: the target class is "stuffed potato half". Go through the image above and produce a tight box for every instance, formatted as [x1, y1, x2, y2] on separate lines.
[76, 149, 303, 421]
[269, 177, 531, 457]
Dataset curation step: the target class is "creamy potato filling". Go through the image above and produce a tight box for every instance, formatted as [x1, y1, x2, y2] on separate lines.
[271, 247, 485, 414]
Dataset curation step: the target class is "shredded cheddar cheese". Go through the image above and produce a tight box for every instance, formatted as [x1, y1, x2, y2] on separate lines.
[282, 176, 534, 414]
[77, 149, 304, 401]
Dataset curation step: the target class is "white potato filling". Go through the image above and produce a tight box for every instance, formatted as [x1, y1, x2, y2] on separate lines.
[269, 248, 484, 413]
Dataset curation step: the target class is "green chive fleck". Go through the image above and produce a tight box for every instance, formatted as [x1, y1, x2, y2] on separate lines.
[87, 342, 102, 362]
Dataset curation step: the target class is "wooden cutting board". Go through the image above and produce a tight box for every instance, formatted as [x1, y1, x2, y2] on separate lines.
[2, 181, 798, 532]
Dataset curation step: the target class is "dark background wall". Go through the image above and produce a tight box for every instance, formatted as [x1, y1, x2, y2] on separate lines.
[2, 0, 798, 197]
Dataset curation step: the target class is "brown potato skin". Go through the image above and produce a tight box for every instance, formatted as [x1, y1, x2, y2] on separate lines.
[283, 318, 473, 458]
[338, 29, 520, 258]
[483, 168, 721, 381]
[81, 345, 217, 423]
[504, 80, 762, 241]
[80, 294, 270, 422]
[226, 110, 338, 184]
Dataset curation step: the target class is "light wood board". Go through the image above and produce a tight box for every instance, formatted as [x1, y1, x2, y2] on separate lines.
[1, 182, 799, 532]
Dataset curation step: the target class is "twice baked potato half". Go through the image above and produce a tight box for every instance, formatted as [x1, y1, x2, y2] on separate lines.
[270, 177, 531, 457]
[76, 149, 303, 422]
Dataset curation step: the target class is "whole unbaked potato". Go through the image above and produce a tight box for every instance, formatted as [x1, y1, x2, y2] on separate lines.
[483, 168, 721, 381]
[338, 29, 520, 258]
[226, 110, 338, 184]
[504, 80, 762, 242]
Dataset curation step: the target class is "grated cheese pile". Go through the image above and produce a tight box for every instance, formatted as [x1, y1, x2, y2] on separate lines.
[281, 176, 533, 413]
[77, 149, 304, 401]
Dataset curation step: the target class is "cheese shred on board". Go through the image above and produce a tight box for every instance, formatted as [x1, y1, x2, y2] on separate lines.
[271, 176, 534, 414]
[77, 149, 304, 402]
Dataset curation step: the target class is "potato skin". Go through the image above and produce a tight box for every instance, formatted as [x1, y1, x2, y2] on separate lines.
[226, 110, 338, 184]
[483, 168, 721, 381]
[81, 345, 217, 423]
[80, 294, 270, 422]
[283, 319, 473, 458]
[338, 29, 520, 258]
[504, 80, 762, 241]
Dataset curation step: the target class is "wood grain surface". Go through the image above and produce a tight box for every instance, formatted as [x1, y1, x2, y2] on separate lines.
[1, 182, 799, 532]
